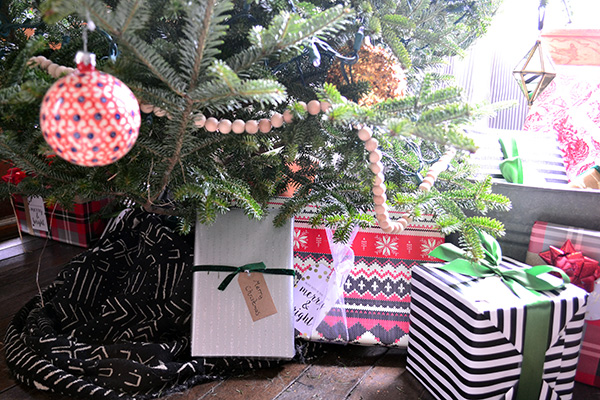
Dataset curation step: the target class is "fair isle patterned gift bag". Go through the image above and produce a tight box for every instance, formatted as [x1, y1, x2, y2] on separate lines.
[291, 203, 444, 348]
[408, 260, 588, 400]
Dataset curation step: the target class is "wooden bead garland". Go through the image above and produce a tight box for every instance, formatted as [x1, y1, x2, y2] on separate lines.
[357, 126, 456, 234]
[30, 55, 457, 233]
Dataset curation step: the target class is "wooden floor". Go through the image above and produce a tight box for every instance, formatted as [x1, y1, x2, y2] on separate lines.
[1, 236, 599, 400]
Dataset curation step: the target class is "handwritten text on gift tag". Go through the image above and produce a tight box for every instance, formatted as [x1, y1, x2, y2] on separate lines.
[293, 265, 330, 336]
[27, 196, 49, 232]
[238, 272, 278, 322]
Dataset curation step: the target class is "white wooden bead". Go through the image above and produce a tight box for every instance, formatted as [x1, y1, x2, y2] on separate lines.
[205, 117, 219, 132]
[391, 223, 405, 234]
[373, 173, 385, 186]
[369, 162, 383, 174]
[283, 109, 294, 123]
[373, 193, 387, 205]
[245, 120, 259, 134]
[232, 119, 246, 134]
[194, 114, 206, 128]
[418, 182, 432, 192]
[56, 66, 69, 76]
[47, 63, 59, 77]
[307, 100, 321, 115]
[372, 184, 386, 196]
[140, 104, 154, 113]
[154, 108, 167, 117]
[423, 175, 436, 186]
[374, 204, 387, 215]
[358, 127, 372, 142]
[379, 219, 391, 231]
[369, 149, 382, 163]
[399, 217, 410, 229]
[376, 212, 389, 222]
[427, 165, 443, 176]
[364, 138, 378, 152]
[419, 176, 435, 191]
[426, 171, 438, 182]
[66, 67, 76, 74]
[320, 101, 331, 112]
[40, 58, 52, 69]
[259, 118, 272, 133]
[381, 224, 394, 233]
[271, 112, 284, 128]
[218, 119, 232, 134]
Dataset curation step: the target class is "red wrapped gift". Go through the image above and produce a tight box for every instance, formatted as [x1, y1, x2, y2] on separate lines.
[12, 194, 110, 248]
[577, 320, 600, 387]
[526, 221, 600, 387]
[540, 239, 600, 292]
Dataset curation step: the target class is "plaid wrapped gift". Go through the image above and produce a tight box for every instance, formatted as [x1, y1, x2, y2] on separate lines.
[408, 260, 588, 400]
[13, 194, 110, 247]
[287, 201, 444, 347]
[578, 320, 600, 387]
[526, 221, 600, 387]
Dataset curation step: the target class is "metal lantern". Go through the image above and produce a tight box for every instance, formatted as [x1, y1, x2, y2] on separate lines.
[513, 40, 556, 106]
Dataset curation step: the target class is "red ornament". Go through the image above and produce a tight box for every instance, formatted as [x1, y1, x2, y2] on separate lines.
[39, 52, 140, 167]
[540, 239, 600, 292]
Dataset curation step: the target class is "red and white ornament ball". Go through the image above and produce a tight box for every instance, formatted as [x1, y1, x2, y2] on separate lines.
[39, 52, 141, 167]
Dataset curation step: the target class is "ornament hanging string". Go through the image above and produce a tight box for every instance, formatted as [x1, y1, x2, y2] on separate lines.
[82, 11, 96, 59]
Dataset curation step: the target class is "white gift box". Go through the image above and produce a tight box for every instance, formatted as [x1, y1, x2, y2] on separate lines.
[191, 209, 295, 358]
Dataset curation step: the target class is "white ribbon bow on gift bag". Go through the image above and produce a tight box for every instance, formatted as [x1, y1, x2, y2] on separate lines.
[313, 227, 359, 340]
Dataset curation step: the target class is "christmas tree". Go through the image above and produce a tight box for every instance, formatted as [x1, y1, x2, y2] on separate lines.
[0, 0, 509, 260]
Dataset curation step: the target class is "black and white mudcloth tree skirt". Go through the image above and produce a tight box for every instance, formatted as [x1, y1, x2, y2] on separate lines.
[4, 209, 297, 399]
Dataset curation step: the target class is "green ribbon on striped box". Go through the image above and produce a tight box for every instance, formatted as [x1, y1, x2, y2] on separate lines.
[429, 231, 571, 400]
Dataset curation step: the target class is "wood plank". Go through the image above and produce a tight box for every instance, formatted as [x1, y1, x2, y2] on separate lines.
[574, 383, 600, 399]
[164, 362, 310, 400]
[0, 236, 34, 253]
[0, 239, 83, 398]
[275, 345, 389, 399]
[0, 342, 16, 393]
[0, 247, 82, 324]
[0, 383, 66, 400]
[345, 348, 434, 400]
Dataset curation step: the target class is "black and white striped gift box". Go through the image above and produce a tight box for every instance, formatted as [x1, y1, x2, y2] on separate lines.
[407, 261, 588, 400]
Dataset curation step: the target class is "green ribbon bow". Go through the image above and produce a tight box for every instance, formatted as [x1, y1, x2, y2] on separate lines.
[499, 137, 524, 184]
[429, 230, 570, 296]
[428, 231, 571, 400]
[193, 262, 295, 291]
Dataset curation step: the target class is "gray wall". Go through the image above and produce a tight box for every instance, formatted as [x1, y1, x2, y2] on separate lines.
[484, 182, 600, 261]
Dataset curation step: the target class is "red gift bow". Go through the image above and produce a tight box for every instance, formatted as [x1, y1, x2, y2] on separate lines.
[540, 239, 600, 292]
[1, 156, 56, 186]
[1, 167, 26, 185]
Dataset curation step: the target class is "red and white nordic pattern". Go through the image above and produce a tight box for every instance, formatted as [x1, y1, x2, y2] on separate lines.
[291, 205, 444, 347]
[39, 60, 141, 167]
